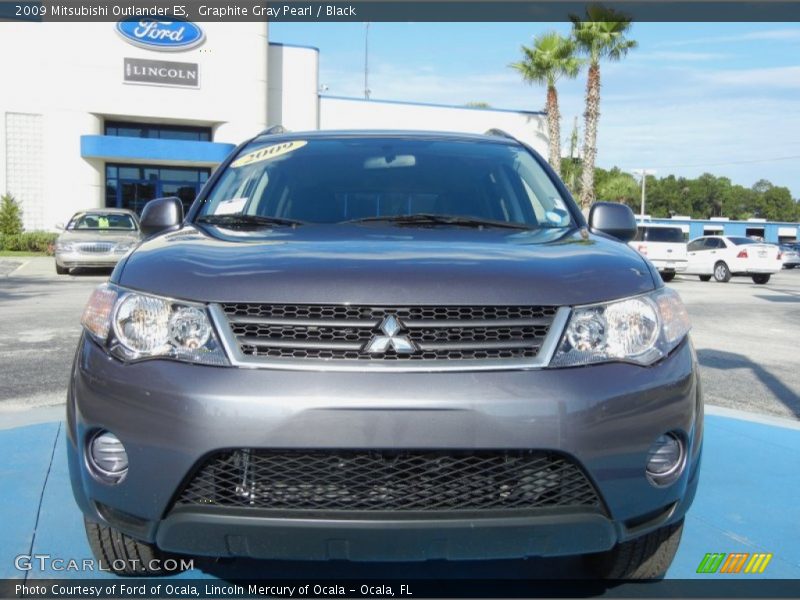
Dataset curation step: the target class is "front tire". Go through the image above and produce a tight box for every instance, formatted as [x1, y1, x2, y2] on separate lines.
[84, 518, 179, 576]
[699, 275, 711, 282]
[752, 274, 771, 284]
[55, 262, 69, 275]
[584, 519, 684, 580]
[660, 272, 676, 283]
[713, 262, 731, 282]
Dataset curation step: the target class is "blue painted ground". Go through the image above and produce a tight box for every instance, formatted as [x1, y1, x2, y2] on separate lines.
[2, 414, 798, 581]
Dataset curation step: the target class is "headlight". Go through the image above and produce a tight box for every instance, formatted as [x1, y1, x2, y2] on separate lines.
[550, 287, 690, 367]
[115, 242, 136, 253]
[80, 284, 228, 366]
[55, 241, 74, 252]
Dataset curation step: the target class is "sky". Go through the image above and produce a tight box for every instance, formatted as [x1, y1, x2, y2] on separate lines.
[270, 21, 800, 197]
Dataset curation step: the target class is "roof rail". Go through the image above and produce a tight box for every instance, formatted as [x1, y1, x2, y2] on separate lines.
[259, 125, 289, 136]
[484, 128, 517, 141]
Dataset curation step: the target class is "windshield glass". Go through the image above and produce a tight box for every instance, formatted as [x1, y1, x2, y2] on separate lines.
[68, 213, 137, 231]
[197, 138, 574, 228]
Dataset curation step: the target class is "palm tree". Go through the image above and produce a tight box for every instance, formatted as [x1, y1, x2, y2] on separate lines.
[510, 32, 582, 174]
[571, 5, 637, 210]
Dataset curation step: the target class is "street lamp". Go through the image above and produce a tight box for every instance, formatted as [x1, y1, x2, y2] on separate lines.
[631, 169, 656, 216]
[364, 23, 371, 100]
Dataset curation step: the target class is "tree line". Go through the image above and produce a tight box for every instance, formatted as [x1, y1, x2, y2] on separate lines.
[593, 168, 800, 222]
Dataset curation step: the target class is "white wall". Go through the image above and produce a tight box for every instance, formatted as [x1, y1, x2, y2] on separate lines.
[0, 21, 268, 229]
[268, 44, 319, 131]
[319, 96, 549, 156]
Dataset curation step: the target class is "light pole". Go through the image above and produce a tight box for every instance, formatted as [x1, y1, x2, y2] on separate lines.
[632, 169, 656, 216]
[364, 22, 371, 100]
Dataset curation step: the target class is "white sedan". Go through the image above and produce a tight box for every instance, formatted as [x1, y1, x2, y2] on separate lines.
[686, 235, 782, 284]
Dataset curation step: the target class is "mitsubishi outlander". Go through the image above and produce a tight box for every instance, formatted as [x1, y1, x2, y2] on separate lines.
[68, 130, 702, 579]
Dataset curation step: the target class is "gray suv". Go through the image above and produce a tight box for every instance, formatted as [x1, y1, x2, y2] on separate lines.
[68, 130, 702, 579]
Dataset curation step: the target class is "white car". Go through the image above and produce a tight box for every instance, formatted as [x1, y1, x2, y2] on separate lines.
[686, 235, 782, 284]
[628, 224, 687, 282]
[780, 244, 800, 269]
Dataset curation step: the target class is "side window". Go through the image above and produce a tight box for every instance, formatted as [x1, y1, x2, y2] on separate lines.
[634, 227, 645, 242]
[688, 239, 705, 252]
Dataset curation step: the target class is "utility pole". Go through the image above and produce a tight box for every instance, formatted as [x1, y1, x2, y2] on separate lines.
[364, 22, 371, 100]
[632, 169, 656, 216]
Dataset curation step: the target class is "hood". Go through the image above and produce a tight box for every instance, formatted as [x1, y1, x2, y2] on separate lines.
[115, 224, 657, 306]
[59, 229, 140, 244]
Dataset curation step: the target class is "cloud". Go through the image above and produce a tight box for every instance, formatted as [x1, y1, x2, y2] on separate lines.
[632, 50, 731, 62]
[657, 28, 800, 47]
[700, 65, 800, 89]
[323, 63, 535, 109]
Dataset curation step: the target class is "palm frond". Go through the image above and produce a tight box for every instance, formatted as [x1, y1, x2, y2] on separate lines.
[510, 30, 583, 87]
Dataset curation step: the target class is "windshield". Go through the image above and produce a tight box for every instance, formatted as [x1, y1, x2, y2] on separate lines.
[196, 138, 574, 228]
[68, 213, 137, 231]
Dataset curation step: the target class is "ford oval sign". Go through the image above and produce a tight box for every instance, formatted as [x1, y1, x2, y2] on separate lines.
[116, 19, 205, 52]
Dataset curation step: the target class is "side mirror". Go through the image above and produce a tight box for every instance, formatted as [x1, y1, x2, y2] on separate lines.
[55, 223, 64, 230]
[588, 202, 637, 242]
[140, 197, 183, 237]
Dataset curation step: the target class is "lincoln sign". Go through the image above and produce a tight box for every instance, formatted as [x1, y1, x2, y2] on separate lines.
[123, 58, 199, 88]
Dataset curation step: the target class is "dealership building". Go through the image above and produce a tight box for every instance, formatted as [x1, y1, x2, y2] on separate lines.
[638, 216, 799, 244]
[0, 20, 548, 231]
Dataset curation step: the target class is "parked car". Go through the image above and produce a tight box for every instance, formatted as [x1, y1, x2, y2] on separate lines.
[69, 130, 701, 579]
[779, 243, 800, 269]
[628, 224, 687, 282]
[686, 235, 781, 284]
[54, 209, 140, 274]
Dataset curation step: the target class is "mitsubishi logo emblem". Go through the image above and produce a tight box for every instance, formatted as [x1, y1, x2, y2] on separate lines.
[364, 315, 416, 354]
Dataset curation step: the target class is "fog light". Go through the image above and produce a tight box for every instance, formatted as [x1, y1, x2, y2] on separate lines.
[88, 431, 128, 484]
[646, 433, 685, 486]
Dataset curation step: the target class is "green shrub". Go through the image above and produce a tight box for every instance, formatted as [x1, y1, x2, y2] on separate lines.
[0, 231, 58, 254]
[0, 193, 23, 236]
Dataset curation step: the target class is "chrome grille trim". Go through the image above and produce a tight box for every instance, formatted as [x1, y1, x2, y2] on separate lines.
[76, 242, 115, 253]
[209, 304, 571, 372]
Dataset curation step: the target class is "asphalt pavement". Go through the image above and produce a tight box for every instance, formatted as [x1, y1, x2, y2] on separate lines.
[0, 259, 107, 418]
[0, 257, 798, 422]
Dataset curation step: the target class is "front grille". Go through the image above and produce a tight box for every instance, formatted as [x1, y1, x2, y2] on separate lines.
[176, 450, 601, 512]
[76, 242, 114, 253]
[219, 304, 558, 363]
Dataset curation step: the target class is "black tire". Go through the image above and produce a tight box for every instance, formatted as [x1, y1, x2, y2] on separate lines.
[752, 274, 771, 285]
[84, 518, 178, 576]
[660, 272, 676, 283]
[55, 263, 69, 275]
[784, 265, 794, 270]
[698, 275, 711, 282]
[713, 261, 731, 283]
[584, 519, 684, 580]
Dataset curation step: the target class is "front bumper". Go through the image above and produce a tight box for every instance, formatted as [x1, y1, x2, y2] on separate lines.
[67, 335, 702, 561]
[55, 251, 125, 268]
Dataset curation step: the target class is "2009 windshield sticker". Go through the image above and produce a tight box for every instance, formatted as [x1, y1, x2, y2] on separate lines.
[230, 140, 307, 168]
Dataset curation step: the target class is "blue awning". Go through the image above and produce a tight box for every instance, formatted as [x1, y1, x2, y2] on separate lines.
[80, 135, 236, 166]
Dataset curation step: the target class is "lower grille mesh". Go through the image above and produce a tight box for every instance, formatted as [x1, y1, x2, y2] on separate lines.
[176, 450, 601, 512]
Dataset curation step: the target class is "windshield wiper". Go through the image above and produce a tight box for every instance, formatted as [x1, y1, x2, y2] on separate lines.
[196, 214, 304, 228]
[343, 213, 532, 230]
